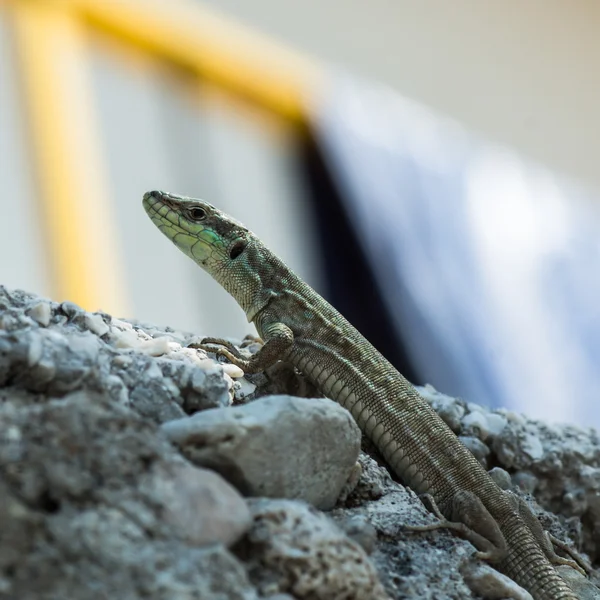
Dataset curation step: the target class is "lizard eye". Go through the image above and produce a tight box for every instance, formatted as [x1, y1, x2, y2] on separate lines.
[188, 207, 207, 221]
[229, 240, 247, 259]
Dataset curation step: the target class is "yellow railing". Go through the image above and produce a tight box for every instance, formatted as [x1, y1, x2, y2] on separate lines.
[5, 0, 320, 314]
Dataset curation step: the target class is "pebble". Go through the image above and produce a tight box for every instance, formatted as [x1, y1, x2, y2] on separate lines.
[458, 435, 490, 466]
[83, 313, 110, 337]
[462, 410, 490, 441]
[221, 363, 244, 379]
[461, 562, 533, 600]
[512, 471, 539, 494]
[486, 412, 508, 437]
[521, 434, 544, 461]
[487, 467, 513, 490]
[26, 301, 51, 327]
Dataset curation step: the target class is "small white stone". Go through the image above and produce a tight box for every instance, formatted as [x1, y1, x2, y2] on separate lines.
[138, 337, 172, 356]
[112, 355, 132, 367]
[111, 327, 139, 349]
[462, 410, 490, 441]
[27, 334, 44, 367]
[221, 363, 244, 378]
[505, 411, 526, 425]
[6, 426, 21, 442]
[84, 313, 110, 337]
[27, 301, 51, 326]
[486, 413, 508, 437]
[521, 434, 544, 460]
[111, 318, 134, 332]
[237, 377, 256, 398]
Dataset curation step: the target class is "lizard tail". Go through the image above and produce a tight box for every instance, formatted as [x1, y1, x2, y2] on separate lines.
[499, 515, 578, 600]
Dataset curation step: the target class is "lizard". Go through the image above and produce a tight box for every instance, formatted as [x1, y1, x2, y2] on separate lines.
[143, 189, 588, 600]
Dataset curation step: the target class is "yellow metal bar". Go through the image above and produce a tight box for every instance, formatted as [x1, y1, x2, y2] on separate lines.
[10, 1, 130, 313]
[54, 0, 321, 128]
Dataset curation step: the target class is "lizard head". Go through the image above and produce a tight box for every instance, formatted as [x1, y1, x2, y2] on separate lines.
[142, 190, 252, 272]
[142, 190, 268, 315]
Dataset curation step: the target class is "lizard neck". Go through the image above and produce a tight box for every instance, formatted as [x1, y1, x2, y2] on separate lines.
[215, 241, 290, 323]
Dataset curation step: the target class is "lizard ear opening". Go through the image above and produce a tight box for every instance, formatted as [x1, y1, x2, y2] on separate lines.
[229, 240, 247, 260]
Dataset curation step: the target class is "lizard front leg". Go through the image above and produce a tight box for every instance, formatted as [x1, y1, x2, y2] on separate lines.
[190, 322, 293, 374]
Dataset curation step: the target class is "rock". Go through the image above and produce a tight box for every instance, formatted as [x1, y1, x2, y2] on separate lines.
[235, 499, 389, 600]
[0, 389, 259, 599]
[161, 395, 361, 510]
[82, 312, 110, 337]
[60, 300, 84, 318]
[555, 565, 600, 600]
[345, 453, 396, 502]
[486, 412, 508, 437]
[462, 410, 490, 441]
[521, 433, 544, 461]
[337, 513, 378, 554]
[0, 328, 100, 394]
[512, 471, 539, 494]
[147, 461, 251, 547]
[418, 384, 465, 432]
[26, 301, 52, 327]
[488, 467, 513, 490]
[461, 562, 533, 600]
[458, 435, 490, 466]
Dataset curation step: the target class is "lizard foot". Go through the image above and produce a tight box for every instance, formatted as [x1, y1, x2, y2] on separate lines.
[507, 490, 591, 577]
[404, 492, 507, 562]
[545, 532, 592, 576]
[188, 337, 251, 370]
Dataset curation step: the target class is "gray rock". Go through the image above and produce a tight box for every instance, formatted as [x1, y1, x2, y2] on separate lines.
[161, 395, 361, 510]
[337, 513, 378, 554]
[462, 409, 491, 441]
[26, 300, 52, 326]
[235, 498, 389, 600]
[418, 384, 465, 432]
[0, 390, 258, 599]
[458, 435, 490, 466]
[556, 565, 600, 600]
[461, 562, 533, 600]
[0, 328, 100, 394]
[488, 466, 513, 490]
[60, 300, 84, 318]
[145, 461, 251, 547]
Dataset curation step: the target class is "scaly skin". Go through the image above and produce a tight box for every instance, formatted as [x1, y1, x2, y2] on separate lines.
[143, 190, 581, 600]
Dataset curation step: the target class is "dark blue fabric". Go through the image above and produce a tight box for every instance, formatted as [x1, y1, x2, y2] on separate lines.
[309, 74, 600, 427]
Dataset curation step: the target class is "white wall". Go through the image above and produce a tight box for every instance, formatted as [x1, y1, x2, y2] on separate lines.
[205, 0, 600, 193]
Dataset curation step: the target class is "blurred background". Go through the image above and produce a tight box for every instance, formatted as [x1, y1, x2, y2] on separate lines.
[1, 0, 600, 427]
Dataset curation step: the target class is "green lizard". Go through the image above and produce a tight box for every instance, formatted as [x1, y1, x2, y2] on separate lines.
[143, 190, 588, 600]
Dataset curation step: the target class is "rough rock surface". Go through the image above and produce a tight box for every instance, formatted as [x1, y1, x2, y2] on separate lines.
[161, 395, 362, 509]
[236, 498, 389, 599]
[1, 286, 600, 599]
[0, 391, 255, 600]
